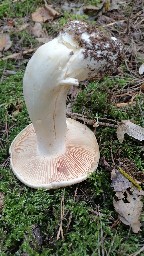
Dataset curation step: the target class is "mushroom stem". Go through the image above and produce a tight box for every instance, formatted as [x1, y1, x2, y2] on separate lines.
[23, 39, 79, 156]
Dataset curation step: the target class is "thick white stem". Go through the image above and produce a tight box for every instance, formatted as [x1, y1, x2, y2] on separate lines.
[23, 39, 78, 156]
[23, 22, 121, 157]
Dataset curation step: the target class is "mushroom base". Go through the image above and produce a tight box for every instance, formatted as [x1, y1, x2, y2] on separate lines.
[9, 118, 100, 189]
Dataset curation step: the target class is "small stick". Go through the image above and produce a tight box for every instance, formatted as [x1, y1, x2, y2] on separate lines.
[129, 246, 144, 256]
[66, 111, 117, 128]
[102, 20, 126, 27]
[1, 48, 37, 61]
[57, 194, 64, 240]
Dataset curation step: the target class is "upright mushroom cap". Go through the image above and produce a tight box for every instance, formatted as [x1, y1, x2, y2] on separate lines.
[9, 21, 122, 189]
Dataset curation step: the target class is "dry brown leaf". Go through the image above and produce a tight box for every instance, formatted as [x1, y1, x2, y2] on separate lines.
[113, 189, 143, 233]
[32, 6, 59, 23]
[45, 4, 60, 18]
[0, 34, 12, 51]
[111, 159, 144, 233]
[117, 120, 144, 143]
[31, 23, 46, 38]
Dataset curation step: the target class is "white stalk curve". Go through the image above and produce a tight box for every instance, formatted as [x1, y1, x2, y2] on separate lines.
[10, 21, 122, 189]
[23, 21, 122, 157]
[23, 38, 79, 156]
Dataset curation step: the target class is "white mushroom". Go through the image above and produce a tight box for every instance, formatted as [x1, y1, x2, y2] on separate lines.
[9, 21, 122, 189]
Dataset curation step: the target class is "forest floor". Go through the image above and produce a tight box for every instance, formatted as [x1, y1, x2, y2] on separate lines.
[0, 0, 144, 255]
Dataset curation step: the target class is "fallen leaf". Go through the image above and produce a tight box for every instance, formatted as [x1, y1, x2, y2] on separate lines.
[111, 169, 131, 192]
[139, 63, 144, 75]
[31, 23, 46, 38]
[0, 34, 12, 51]
[45, 4, 60, 18]
[32, 5, 59, 23]
[117, 120, 144, 143]
[113, 189, 143, 233]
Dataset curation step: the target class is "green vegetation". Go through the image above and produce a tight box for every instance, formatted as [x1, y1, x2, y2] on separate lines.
[0, 0, 144, 255]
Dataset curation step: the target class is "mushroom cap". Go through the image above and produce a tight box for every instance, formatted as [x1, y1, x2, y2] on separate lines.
[9, 118, 99, 189]
[58, 20, 122, 81]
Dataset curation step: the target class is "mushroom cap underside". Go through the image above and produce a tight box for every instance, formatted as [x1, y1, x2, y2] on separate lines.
[9, 118, 100, 189]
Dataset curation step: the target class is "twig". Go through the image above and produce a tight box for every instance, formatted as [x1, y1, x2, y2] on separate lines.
[129, 246, 144, 256]
[57, 194, 64, 240]
[1, 48, 37, 61]
[66, 111, 118, 128]
[102, 20, 126, 27]
[0, 156, 10, 168]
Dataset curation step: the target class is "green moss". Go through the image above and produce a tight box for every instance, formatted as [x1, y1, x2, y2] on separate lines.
[0, 0, 43, 19]
[0, 1, 144, 255]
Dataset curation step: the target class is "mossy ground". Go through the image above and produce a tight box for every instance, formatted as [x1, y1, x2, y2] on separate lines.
[0, 0, 144, 255]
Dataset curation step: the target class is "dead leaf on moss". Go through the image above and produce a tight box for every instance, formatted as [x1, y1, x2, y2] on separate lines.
[31, 23, 46, 38]
[30, 23, 51, 44]
[111, 169, 131, 192]
[0, 34, 12, 51]
[32, 5, 59, 23]
[113, 189, 144, 233]
[111, 158, 144, 233]
[117, 120, 144, 143]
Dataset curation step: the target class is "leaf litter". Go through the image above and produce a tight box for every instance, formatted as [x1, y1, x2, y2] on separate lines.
[32, 5, 60, 23]
[111, 158, 144, 233]
[117, 120, 144, 143]
[0, 34, 12, 51]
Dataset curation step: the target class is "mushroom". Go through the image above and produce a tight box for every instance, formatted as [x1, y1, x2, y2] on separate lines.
[9, 21, 122, 189]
